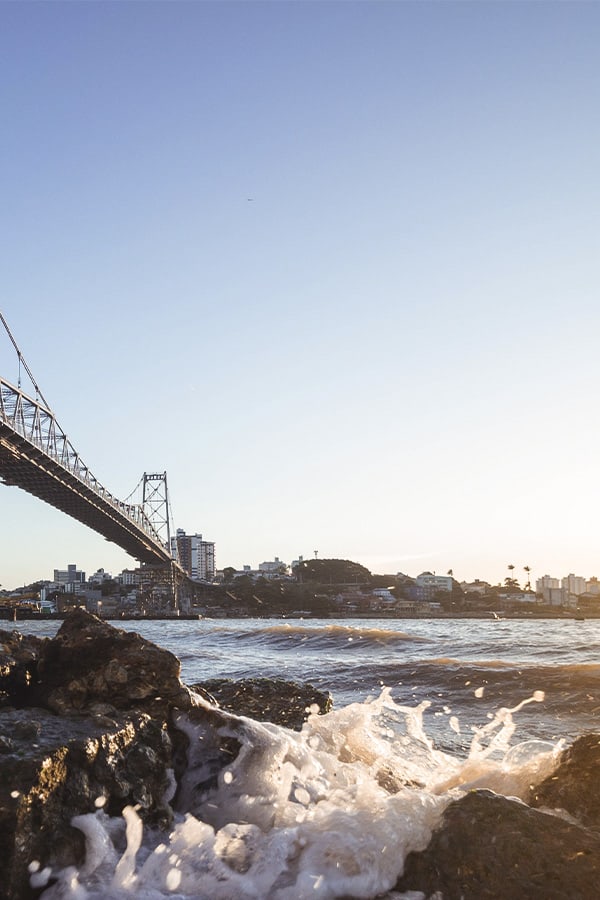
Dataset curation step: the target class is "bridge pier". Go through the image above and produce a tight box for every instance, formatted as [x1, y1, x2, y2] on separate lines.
[136, 562, 201, 615]
[137, 562, 179, 614]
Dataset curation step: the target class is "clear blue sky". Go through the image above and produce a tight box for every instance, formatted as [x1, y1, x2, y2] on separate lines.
[1, 1, 600, 590]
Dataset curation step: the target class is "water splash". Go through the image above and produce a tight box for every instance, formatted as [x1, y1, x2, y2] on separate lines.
[39, 690, 562, 900]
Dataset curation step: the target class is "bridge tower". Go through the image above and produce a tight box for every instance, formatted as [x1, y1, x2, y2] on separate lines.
[142, 472, 172, 550]
[140, 472, 180, 611]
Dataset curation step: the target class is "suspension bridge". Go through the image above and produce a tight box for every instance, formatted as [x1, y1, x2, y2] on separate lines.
[0, 312, 186, 605]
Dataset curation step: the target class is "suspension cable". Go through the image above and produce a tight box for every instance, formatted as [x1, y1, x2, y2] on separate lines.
[0, 310, 54, 412]
[123, 474, 145, 504]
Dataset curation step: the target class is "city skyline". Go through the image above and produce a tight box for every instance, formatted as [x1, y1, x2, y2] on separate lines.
[2, 3, 600, 590]
[2, 547, 598, 596]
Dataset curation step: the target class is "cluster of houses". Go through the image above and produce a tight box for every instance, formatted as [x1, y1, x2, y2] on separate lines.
[3, 557, 600, 618]
[325, 571, 600, 617]
[0, 564, 150, 618]
[458, 573, 600, 610]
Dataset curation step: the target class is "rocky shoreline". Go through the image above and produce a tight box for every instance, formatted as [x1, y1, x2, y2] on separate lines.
[1, 610, 600, 899]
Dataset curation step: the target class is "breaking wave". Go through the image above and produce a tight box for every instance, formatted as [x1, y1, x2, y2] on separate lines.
[37, 689, 561, 900]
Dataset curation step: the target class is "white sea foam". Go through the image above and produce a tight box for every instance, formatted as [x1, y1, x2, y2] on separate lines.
[38, 689, 562, 900]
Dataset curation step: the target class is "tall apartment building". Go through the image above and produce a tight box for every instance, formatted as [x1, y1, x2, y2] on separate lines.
[562, 573, 587, 598]
[536, 575, 560, 603]
[586, 577, 600, 596]
[536, 573, 587, 606]
[53, 564, 86, 592]
[170, 529, 215, 581]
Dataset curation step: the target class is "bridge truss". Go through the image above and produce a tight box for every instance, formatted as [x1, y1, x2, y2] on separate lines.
[0, 375, 174, 567]
[0, 311, 208, 611]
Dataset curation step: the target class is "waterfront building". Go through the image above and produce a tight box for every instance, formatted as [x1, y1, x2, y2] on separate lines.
[585, 577, 600, 596]
[171, 529, 216, 581]
[547, 587, 566, 606]
[561, 573, 587, 598]
[413, 572, 453, 601]
[372, 588, 396, 603]
[460, 580, 490, 595]
[536, 575, 560, 603]
[53, 564, 85, 592]
[504, 591, 537, 604]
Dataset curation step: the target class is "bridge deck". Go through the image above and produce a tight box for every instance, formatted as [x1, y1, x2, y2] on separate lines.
[0, 422, 173, 565]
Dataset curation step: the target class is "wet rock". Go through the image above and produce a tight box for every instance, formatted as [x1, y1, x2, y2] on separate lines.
[6, 611, 600, 900]
[172, 703, 242, 817]
[0, 707, 173, 900]
[397, 789, 600, 899]
[0, 629, 43, 707]
[530, 732, 600, 830]
[0, 612, 199, 899]
[32, 609, 194, 717]
[194, 677, 332, 730]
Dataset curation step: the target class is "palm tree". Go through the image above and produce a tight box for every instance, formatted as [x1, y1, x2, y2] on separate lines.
[505, 563, 519, 592]
[524, 565, 532, 592]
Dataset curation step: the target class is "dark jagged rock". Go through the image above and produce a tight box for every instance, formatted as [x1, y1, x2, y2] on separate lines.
[0, 707, 173, 900]
[0, 629, 43, 708]
[32, 609, 193, 717]
[193, 677, 333, 730]
[0, 611, 193, 900]
[397, 789, 600, 899]
[530, 732, 600, 830]
[7, 610, 600, 900]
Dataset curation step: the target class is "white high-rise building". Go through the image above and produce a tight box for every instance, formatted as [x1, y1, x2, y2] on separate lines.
[171, 529, 215, 581]
[586, 577, 600, 596]
[53, 564, 85, 589]
[561, 573, 587, 599]
[536, 575, 560, 603]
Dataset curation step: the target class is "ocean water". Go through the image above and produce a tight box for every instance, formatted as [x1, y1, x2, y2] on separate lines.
[13, 616, 600, 898]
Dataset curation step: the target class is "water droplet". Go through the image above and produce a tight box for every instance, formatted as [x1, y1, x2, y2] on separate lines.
[166, 868, 182, 890]
[294, 786, 311, 805]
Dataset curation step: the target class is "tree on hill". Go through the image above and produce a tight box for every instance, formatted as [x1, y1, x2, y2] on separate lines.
[100, 578, 119, 597]
[228, 575, 254, 601]
[295, 558, 372, 585]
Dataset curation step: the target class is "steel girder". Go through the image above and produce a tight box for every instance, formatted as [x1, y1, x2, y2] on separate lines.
[0, 376, 173, 565]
